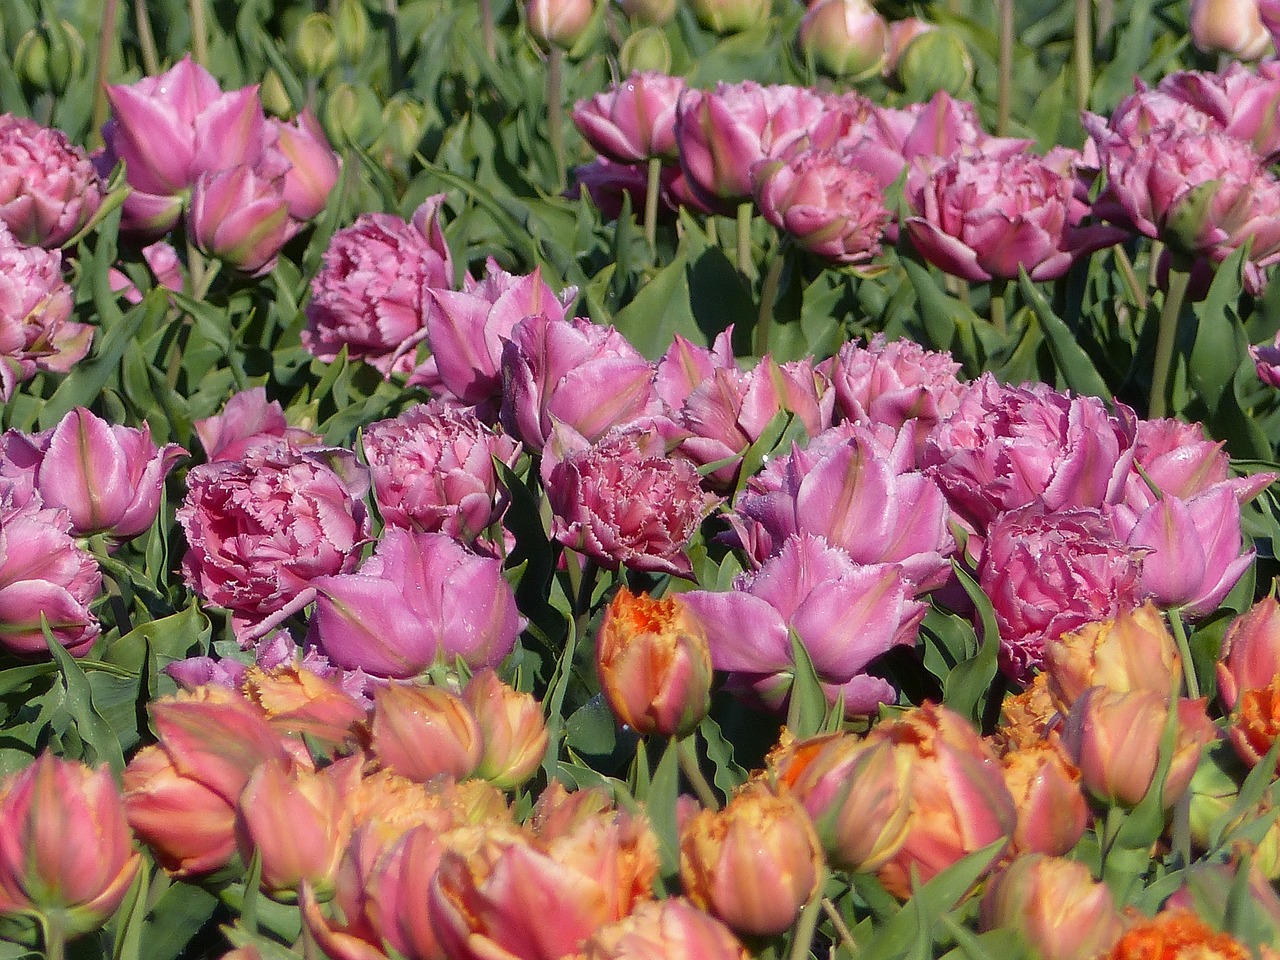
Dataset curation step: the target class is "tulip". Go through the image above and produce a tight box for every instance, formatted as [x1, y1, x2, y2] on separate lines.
[290, 13, 338, 78]
[875, 703, 1017, 898]
[0, 754, 140, 941]
[1043, 602, 1183, 711]
[885, 18, 935, 76]
[980, 855, 1123, 960]
[798, 0, 889, 80]
[1104, 909, 1253, 960]
[304, 194, 455, 375]
[1156, 63, 1280, 160]
[1190, 0, 1270, 59]
[240, 666, 368, 754]
[1227, 674, 1280, 770]
[581, 898, 749, 960]
[1253, 331, 1280, 387]
[369, 684, 483, 783]
[1000, 744, 1089, 856]
[1218, 596, 1280, 712]
[688, 0, 770, 33]
[770, 732, 913, 872]
[994, 672, 1059, 752]
[572, 72, 684, 163]
[680, 783, 823, 936]
[596, 588, 713, 737]
[187, 164, 296, 277]
[0, 115, 103, 248]
[654, 328, 737, 415]
[463, 671, 549, 789]
[309, 528, 524, 679]
[618, 27, 673, 73]
[754, 148, 891, 265]
[193, 387, 321, 463]
[614, 0, 676, 24]
[527, 0, 596, 49]
[235, 755, 362, 901]
[2, 407, 186, 541]
[683, 534, 925, 715]
[270, 109, 341, 221]
[0, 222, 89, 402]
[362, 402, 521, 543]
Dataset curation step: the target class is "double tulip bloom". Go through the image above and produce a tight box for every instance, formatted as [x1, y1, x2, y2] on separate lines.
[0, 114, 103, 248]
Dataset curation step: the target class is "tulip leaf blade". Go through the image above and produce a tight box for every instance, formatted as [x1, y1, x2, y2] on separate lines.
[941, 564, 1001, 727]
[698, 713, 748, 797]
[1018, 267, 1111, 401]
[613, 249, 698, 361]
[647, 737, 682, 887]
[135, 876, 220, 960]
[786, 630, 828, 740]
[40, 617, 126, 777]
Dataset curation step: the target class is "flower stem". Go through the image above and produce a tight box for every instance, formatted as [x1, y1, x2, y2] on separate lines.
[189, 0, 209, 67]
[822, 898, 859, 955]
[645, 156, 662, 253]
[1168, 607, 1199, 700]
[1074, 0, 1091, 114]
[997, 0, 1014, 136]
[787, 884, 825, 960]
[42, 916, 66, 960]
[134, 0, 160, 75]
[384, 0, 404, 93]
[736, 201, 754, 277]
[1114, 244, 1147, 311]
[1149, 267, 1190, 419]
[91, 0, 121, 148]
[989, 277, 1008, 336]
[677, 735, 719, 809]
[756, 244, 785, 356]
[480, 0, 497, 60]
[548, 48, 567, 191]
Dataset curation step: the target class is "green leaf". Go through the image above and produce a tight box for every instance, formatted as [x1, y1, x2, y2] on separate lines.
[137, 879, 219, 960]
[941, 564, 1001, 725]
[648, 737, 681, 886]
[612, 251, 698, 361]
[42, 620, 125, 776]
[786, 631, 828, 739]
[1019, 267, 1112, 400]
[698, 713, 748, 797]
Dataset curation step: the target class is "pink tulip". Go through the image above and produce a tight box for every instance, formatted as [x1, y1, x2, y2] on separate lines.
[368, 683, 483, 783]
[572, 72, 685, 162]
[798, 0, 889, 80]
[755, 147, 890, 265]
[108, 241, 184, 305]
[654, 328, 736, 414]
[1154, 65, 1280, 159]
[0, 114, 103, 247]
[568, 157, 688, 220]
[0, 407, 186, 540]
[101, 56, 269, 233]
[1190, 0, 1270, 59]
[187, 164, 297, 276]
[464, 670, 550, 789]
[546, 425, 716, 577]
[980, 855, 1123, 960]
[1253, 330, 1280, 387]
[527, 0, 596, 49]
[193, 386, 322, 462]
[1000, 745, 1089, 857]
[362, 401, 521, 542]
[177, 441, 370, 643]
[979, 505, 1143, 683]
[270, 109, 341, 221]
[308, 528, 524, 679]
[1216, 597, 1280, 711]
[581, 898, 749, 960]
[683, 533, 924, 714]
[0, 497, 100, 657]
[0, 222, 90, 401]
[304, 194, 455, 375]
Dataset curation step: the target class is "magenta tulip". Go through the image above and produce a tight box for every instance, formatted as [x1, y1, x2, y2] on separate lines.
[270, 109, 341, 221]
[572, 72, 685, 162]
[187, 164, 297, 277]
[0, 114, 103, 248]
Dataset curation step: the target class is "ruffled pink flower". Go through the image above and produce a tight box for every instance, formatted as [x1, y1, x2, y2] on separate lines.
[546, 426, 717, 578]
[1156, 65, 1280, 159]
[309, 528, 524, 678]
[572, 72, 685, 162]
[979, 505, 1143, 683]
[1253, 330, 1280, 387]
[177, 442, 371, 643]
[683, 534, 924, 714]
[0, 222, 90, 401]
[362, 402, 522, 543]
[303, 195, 455, 375]
[922, 375, 1137, 534]
[0, 496, 101, 657]
[755, 148, 890, 266]
[0, 115, 103, 248]
[193, 387, 322, 463]
[906, 150, 1125, 282]
[654, 328, 737, 414]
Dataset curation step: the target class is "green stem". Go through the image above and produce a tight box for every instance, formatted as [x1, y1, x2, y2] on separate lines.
[736, 201, 753, 277]
[821, 898, 859, 955]
[548, 48, 567, 190]
[1149, 267, 1190, 419]
[384, 0, 404, 93]
[997, 0, 1013, 136]
[1168, 607, 1199, 700]
[1074, 0, 1091, 114]
[42, 915, 66, 960]
[677, 736, 719, 809]
[1096, 0, 1114, 46]
[756, 245, 785, 356]
[1098, 804, 1124, 875]
[134, 0, 160, 74]
[189, 0, 208, 67]
[787, 883, 825, 960]
[1114, 244, 1147, 311]
[644, 157, 661, 253]
[480, 0, 496, 60]
[989, 277, 1008, 335]
[91, 0, 121, 148]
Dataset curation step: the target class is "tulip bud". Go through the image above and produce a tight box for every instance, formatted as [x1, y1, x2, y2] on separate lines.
[463, 670, 550, 790]
[689, 0, 770, 33]
[582, 898, 750, 960]
[884, 17, 934, 75]
[322, 82, 381, 147]
[336, 0, 372, 63]
[614, 0, 677, 25]
[1190, 0, 1271, 60]
[291, 12, 339, 79]
[0, 754, 141, 938]
[375, 95, 428, 163]
[980, 855, 1124, 960]
[527, 0, 596, 49]
[596, 588, 713, 738]
[14, 19, 85, 95]
[187, 165, 295, 277]
[370, 683, 483, 784]
[1001, 744, 1089, 857]
[771, 732, 913, 872]
[619, 27, 673, 73]
[1217, 596, 1280, 712]
[273, 109, 342, 222]
[895, 27, 974, 98]
[259, 69, 294, 118]
[798, 0, 888, 80]
[680, 784, 823, 937]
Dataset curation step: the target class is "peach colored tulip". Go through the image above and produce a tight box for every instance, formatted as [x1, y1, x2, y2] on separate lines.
[463, 670, 549, 790]
[981, 855, 1123, 960]
[369, 683, 483, 783]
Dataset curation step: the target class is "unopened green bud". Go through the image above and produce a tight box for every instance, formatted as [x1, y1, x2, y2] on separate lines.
[689, 0, 769, 34]
[615, 0, 676, 26]
[375, 95, 428, 161]
[336, 0, 371, 64]
[260, 68, 294, 118]
[322, 82, 382, 146]
[619, 27, 672, 73]
[292, 12, 338, 79]
[15, 18, 85, 95]
[897, 27, 974, 98]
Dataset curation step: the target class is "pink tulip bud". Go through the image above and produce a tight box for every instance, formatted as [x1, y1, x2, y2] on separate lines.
[581, 898, 749, 960]
[1000, 744, 1089, 857]
[0, 754, 140, 938]
[188, 164, 297, 276]
[798, 0, 889, 80]
[193, 387, 321, 463]
[527, 0, 596, 49]
[572, 72, 685, 163]
[680, 783, 823, 936]
[1190, 0, 1270, 59]
[463, 670, 549, 790]
[369, 683, 483, 783]
[980, 855, 1123, 960]
[689, 0, 770, 33]
[1218, 596, 1280, 712]
[271, 109, 341, 221]
[0, 114, 103, 247]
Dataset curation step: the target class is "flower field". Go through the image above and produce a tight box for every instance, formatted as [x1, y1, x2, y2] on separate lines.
[5, 0, 1280, 957]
